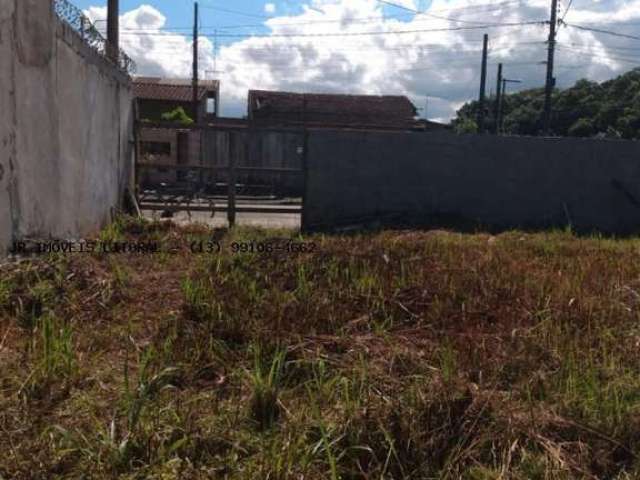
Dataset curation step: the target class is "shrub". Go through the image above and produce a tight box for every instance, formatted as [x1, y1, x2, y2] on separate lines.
[161, 107, 194, 125]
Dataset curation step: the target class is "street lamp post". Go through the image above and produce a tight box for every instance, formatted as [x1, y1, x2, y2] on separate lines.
[498, 78, 522, 135]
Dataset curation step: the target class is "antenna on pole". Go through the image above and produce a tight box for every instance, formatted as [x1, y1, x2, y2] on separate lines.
[208, 29, 223, 77]
[213, 29, 218, 74]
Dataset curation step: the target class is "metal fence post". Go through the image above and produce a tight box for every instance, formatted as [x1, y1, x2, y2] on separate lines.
[227, 132, 237, 227]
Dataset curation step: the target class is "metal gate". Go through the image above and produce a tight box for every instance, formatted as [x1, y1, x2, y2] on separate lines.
[135, 121, 304, 226]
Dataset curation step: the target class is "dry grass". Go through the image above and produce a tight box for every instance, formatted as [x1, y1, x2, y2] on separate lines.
[1, 217, 640, 479]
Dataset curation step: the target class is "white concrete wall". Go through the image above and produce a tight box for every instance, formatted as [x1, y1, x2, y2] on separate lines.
[0, 0, 134, 253]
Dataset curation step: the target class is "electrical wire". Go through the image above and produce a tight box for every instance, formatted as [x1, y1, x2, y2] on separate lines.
[563, 22, 640, 41]
[117, 0, 529, 33]
[198, 4, 273, 19]
[120, 21, 548, 39]
[376, 0, 532, 26]
[560, 0, 574, 22]
[556, 44, 640, 64]
[557, 42, 640, 58]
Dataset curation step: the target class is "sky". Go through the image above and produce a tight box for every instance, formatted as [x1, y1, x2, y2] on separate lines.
[72, 0, 640, 121]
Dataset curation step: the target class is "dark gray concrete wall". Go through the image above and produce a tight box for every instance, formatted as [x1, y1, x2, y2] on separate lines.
[0, 0, 134, 254]
[303, 130, 640, 234]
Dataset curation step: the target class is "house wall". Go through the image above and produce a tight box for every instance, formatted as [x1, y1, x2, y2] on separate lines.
[138, 128, 178, 186]
[303, 130, 640, 234]
[0, 0, 134, 254]
[138, 128, 203, 186]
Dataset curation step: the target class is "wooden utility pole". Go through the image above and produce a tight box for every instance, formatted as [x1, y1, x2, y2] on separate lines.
[192, 2, 199, 121]
[543, 0, 559, 134]
[494, 63, 503, 134]
[106, 0, 119, 63]
[477, 34, 489, 133]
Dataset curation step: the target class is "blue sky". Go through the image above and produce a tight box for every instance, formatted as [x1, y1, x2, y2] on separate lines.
[75, 0, 428, 49]
[74, 0, 640, 119]
[74, 0, 430, 25]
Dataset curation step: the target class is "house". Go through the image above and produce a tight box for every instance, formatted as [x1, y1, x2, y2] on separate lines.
[413, 118, 451, 131]
[134, 76, 219, 123]
[247, 90, 419, 130]
[133, 77, 220, 186]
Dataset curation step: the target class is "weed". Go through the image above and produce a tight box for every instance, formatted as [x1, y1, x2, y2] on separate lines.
[4, 221, 640, 478]
[248, 346, 286, 430]
[109, 260, 131, 291]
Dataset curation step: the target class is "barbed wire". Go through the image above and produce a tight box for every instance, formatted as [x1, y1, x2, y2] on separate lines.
[53, 0, 136, 75]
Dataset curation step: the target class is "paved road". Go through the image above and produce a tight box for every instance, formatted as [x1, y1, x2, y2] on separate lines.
[143, 209, 301, 230]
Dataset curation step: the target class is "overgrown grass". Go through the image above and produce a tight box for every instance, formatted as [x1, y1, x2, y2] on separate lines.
[2, 218, 640, 478]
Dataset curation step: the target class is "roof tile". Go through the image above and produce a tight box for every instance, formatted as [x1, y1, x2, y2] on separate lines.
[133, 77, 219, 102]
[249, 90, 417, 128]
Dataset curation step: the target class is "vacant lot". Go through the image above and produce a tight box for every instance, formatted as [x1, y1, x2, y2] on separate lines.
[1, 218, 640, 479]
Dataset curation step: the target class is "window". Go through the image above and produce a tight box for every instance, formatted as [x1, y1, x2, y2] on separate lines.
[206, 93, 216, 115]
[141, 141, 171, 156]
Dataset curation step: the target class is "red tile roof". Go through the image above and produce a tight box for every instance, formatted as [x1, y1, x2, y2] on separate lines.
[248, 90, 417, 129]
[133, 77, 219, 102]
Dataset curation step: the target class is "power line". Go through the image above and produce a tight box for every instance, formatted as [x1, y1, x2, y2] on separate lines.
[119, 37, 545, 53]
[212, 1, 526, 30]
[120, 21, 548, 39]
[118, 0, 529, 33]
[226, 0, 528, 25]
[557, 42, 640, 58]
[376, 0, 533, 26]
[199, 4, 273, 19]
[560, 0, 574, 22]
[125, 10, 518, 33]
[563, 22, 640, 41]
[560, 42, 640, 52]
[556, 45, 640, 64]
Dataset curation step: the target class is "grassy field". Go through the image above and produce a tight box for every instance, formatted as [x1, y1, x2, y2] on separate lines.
[2, 217, 640, 479]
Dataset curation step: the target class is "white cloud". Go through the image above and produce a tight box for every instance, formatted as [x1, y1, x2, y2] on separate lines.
[95, 0, 640, 120]
[265, 3, 276, 14]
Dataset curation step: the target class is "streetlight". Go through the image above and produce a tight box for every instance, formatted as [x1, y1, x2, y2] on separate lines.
[498, 78, 522, 135]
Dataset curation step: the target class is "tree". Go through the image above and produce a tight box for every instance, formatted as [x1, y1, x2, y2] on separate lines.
[452, 68, 640, 139]
[161, 107, 194, 125]
[453, 116, 478, 134]
[568, 118, 595, 137]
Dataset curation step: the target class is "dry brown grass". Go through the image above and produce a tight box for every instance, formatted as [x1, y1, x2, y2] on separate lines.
[1, 218, 640, 478]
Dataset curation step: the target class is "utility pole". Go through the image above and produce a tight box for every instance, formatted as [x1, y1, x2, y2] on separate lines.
[494, 63, 503, 135]
[192, 1, 199, 122]
[477, 34, 489, 133]
[106, 0, 119, 63]
[543, 0, 559, 134]
[499, 78, 522, 134]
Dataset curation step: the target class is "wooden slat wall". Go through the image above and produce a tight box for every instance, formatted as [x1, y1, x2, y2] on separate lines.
[203, 129, 304, 195]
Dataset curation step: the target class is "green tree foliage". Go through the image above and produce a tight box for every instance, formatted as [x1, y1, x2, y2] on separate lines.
[160, 106, 194, 125]
[453, 116, 479, 134]
[453, 68, 640, 139]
